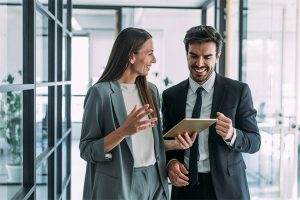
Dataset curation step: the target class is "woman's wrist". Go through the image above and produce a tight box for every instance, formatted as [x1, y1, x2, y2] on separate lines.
[115, 127, 127, 140]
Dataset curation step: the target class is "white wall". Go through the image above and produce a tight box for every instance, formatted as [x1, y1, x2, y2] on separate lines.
[131, 9, 201, 90]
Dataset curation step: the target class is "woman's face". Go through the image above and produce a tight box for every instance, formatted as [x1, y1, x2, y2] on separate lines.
[129, 38, 156, 77]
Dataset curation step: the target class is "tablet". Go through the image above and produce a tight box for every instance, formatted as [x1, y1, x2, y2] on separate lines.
[163, 118, 217, 138]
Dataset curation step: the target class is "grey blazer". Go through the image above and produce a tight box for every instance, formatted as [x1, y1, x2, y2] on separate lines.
[79, 80, 169, 200]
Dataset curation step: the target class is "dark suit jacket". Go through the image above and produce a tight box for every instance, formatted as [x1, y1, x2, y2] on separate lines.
[80, 81, 169, 200]
[162, 74, 261, 200]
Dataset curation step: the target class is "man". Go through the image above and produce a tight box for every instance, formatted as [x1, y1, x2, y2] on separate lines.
[162, 25, 261, 199]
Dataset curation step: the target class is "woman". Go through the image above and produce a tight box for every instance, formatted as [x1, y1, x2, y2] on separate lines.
[79, 27, 196, 200]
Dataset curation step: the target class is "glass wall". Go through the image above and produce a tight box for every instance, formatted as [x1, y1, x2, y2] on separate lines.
[0, 1, 23, 85]
[36, 10, 49, 83]
[226, 0, 239, 80]
[0, 91, 23, 199]
[0, 1, 23, 199]
[238, 0, 299, 198]
[0, 1, 72, 199]
[71, 9, 117, 124]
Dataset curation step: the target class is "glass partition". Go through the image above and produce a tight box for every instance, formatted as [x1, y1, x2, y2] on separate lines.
[0, 91, 23, 198]
[241, 0, 298, 198]
[0, 2, 23, 85]
[36, 87, 49, 156]
[36, 10, 49, 83]
[36, 159, 48, 199]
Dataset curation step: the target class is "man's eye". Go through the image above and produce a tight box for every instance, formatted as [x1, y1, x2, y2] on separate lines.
[205, 56, 212, 59]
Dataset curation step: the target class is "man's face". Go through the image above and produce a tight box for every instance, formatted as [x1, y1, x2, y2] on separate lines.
[187, 42, 221, 85]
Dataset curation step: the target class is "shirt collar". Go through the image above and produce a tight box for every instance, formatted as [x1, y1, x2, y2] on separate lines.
[188, 71, 216, 94]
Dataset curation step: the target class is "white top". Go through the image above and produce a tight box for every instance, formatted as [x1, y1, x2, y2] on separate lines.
[120, 83, 156, 168]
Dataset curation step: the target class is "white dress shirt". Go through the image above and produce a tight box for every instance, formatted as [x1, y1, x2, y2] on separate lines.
[184, 72, 236, 172]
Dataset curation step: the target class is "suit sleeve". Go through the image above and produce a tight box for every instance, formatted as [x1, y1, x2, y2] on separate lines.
[162, 91, 181, 162]
[79, 86, 112, 163]
[231, 84, 261, 154]
[150, 84, 163, 135]
[161, 91, 173, 134]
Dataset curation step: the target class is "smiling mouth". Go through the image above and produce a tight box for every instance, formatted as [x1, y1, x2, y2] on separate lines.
[194, 66, 207, 73]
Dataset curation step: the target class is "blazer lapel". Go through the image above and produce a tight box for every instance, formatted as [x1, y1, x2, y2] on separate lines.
[176, 79, 189, 120]
[209, 74, 227, 138]
[110, 81, 133, 155]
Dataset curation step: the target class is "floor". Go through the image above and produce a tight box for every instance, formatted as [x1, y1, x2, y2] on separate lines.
[0, 123, 298, 199]
[71, 140, 85, 200]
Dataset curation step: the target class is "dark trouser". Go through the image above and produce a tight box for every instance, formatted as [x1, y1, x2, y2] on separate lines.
[174, 172, 216, 200]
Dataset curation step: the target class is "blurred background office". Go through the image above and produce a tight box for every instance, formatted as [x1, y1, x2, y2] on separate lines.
[0, 0, 300, 199]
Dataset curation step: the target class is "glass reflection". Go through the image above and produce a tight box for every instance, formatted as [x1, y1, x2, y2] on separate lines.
[62, 86, 67, 133]
[0, 1, 23, 85]
[241, 0, 298, 198]
[62, 140, 67, 182]
[36, 159, 48, 199]
[63, 0, 68, 27]
[206, 5, 215, 27]
[36, 87, 48, 156]
[37, 0, 48, 11]
[0, 91, 23, 198]
[62, 34, 67, 81]
[36, 10, 49, 83]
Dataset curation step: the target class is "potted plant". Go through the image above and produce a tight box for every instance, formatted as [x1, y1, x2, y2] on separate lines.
[0, 71, 23, 182]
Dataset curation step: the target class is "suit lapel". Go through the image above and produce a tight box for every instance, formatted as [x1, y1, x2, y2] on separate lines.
[175, 79, 190, 162]
[110, 81, 133, 155]
[209, 74, 227, 138]
[175, 79, 189, 121]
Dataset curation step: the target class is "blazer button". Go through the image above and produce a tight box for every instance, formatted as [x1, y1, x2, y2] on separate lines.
[156, 156, 160, 162]
[104, 153, 112, 160]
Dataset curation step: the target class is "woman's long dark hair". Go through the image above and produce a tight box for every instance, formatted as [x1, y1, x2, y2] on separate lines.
[96, 27, 157, 118]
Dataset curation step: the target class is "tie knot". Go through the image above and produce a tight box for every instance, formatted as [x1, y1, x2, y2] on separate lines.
[196, 87, 203, 96]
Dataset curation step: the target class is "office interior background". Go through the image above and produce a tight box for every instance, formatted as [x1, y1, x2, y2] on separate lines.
[0, 0, 300, 199]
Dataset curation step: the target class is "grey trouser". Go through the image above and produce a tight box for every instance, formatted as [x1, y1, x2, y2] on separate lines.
[131, 163, 167, 200]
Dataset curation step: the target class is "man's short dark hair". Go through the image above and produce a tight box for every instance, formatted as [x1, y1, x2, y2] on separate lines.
[183, 25, 223, 54]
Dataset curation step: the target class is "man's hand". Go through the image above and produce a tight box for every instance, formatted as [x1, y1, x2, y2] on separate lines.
[167, 160, 189, 187]
[174, 131, 197, 150]
[216, 112, 234, 140]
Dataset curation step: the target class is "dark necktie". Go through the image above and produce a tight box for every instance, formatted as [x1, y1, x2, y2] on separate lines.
[189, 87, 203, 186]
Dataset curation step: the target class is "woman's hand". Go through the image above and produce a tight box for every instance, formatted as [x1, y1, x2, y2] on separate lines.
[119, 104, 157, 138]
[104, 104, 156, 153]
[164, 131, 197, 151]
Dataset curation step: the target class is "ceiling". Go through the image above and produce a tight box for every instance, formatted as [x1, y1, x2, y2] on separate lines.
[72, 0, 209, 8]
